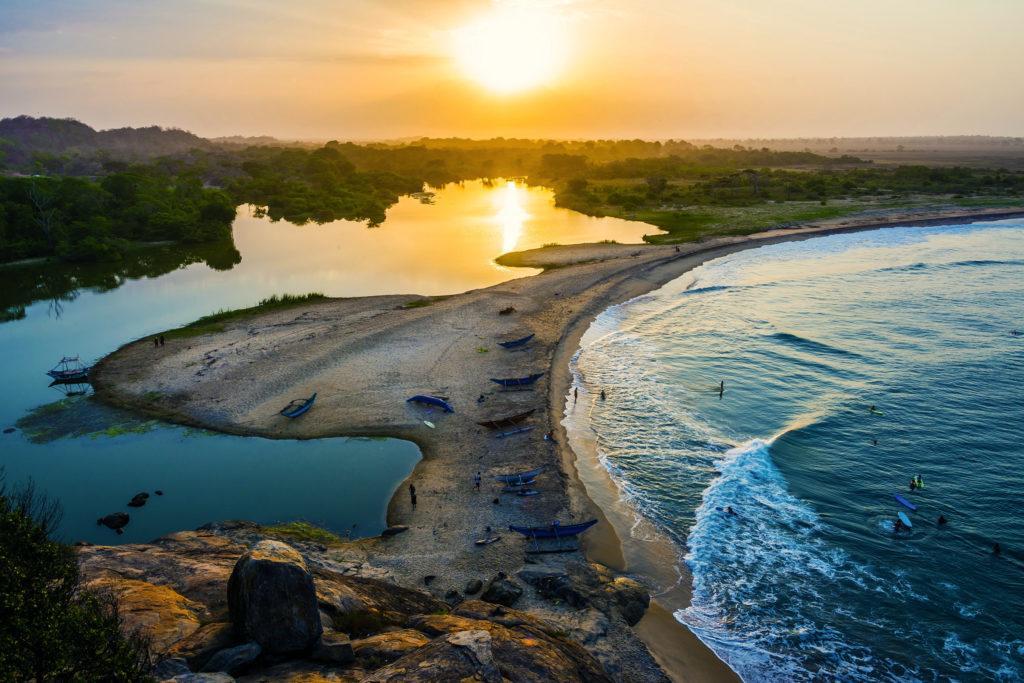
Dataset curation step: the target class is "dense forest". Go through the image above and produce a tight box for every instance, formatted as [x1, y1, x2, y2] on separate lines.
[2, 116, 1023, 265]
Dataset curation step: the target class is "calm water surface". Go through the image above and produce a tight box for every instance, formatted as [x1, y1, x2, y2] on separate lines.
[0, 180, 653, 543]
[574, 219, 1024, 680]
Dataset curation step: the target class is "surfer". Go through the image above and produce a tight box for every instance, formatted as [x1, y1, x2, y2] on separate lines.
[894, 518, 905, 533]
[914, 475, 924, 489]
[938, 515, 948, 526]
[871, 438, 878, 446]
[726, 506, 737, 516]
[909, 478, 917, 491]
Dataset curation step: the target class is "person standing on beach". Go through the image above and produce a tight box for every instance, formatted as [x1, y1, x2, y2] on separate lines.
[574, 387, 578, 404]
[600, 389, 606, 400]
[474, 472, 481, 490]
[409, 483, 417, 507]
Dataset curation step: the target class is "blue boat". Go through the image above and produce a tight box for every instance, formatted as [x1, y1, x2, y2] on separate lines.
[491, 372, 544, 387]
[280, 392, 316, 418]
[406, 395, 454, 413]
[495, 466, 544, 484]
[499, 334, 534, 349]
[508, 519, 597, 539]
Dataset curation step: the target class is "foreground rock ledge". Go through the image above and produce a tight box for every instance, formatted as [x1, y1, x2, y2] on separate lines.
[79, 525, 657, 681]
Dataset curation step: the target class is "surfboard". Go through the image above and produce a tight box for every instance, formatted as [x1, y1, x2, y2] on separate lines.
[869, 408, 885, 415]
[898, 511, 912, 529]
[423, 420, 435, 429]
[894, 493, 917, 511]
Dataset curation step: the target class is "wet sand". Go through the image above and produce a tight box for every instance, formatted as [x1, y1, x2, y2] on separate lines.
[91, 205, 1023, 681]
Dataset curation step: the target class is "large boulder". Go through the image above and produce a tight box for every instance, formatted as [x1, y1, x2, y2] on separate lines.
[311, 631, 354, 664]
[605, 577, 650, 627]
[227, 541, 322, 654]
[518, 562, 651, 626]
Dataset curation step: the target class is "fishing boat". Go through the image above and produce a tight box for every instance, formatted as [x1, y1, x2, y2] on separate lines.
[499, 333, 534, 349]
[406, 395, 454, 413]
[46, 356, 91, 382]
[477, 408, 536, 429]
[280, 393, 316, 418]
[490, 372, 544, 388]
[508, 519, 597, 539]
[495, 466, 544, 485]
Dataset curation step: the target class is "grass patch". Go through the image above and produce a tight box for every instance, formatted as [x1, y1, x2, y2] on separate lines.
[260, 521, 345, 546]
[165, 292, 326, 339]
[402, 295, 450, 309]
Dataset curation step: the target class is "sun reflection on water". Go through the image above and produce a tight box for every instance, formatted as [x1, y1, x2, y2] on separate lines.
[494, 180, 530, 253]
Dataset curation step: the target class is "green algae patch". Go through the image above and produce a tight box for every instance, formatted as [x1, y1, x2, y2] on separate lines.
[16, 397, 158, 444]
[260, 521, 345, 546]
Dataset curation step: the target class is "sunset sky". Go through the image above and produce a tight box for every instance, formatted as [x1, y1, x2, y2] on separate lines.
[2, 0, 1022, 140]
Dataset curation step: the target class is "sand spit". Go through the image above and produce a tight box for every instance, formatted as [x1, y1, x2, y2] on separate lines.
[92, 205, 1023, 681]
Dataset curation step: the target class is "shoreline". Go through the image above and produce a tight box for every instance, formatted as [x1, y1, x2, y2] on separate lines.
[89, 205, 1024, 681]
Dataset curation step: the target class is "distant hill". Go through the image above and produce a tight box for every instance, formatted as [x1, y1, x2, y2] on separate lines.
[0, 116, 216, 171]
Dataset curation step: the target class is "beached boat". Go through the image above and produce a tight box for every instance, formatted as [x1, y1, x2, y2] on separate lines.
[508, 519, 597, 539]
[280, 393, 316, 418]
[406, 395, 454, 413]
[490, 372, 544, 388]
[499, 333, 534, 349]
[477, 408, 536, 429]
[46, 356, 91, 382]
[495, 466, 544, 484]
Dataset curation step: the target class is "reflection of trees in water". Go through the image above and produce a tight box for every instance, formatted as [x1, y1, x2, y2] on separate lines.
[0, 240, 241, 322]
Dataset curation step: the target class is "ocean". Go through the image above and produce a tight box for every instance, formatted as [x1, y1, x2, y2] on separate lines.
[572, 219, 1024, 680]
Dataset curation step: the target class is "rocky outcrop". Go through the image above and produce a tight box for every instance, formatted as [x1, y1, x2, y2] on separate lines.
[77, 526, 642, 682]
[480, 574, 523, 607]
[202, 642, 262, 676]
[351, 629, 430, 663]
[88, 577, 204, 654]
[362, 630, 501, 683]
[227, 541, 322, 654]
[518, 561, 650, 626]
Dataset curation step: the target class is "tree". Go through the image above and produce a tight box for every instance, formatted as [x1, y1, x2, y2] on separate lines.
[645, 176, 668, 197]
[0, 477, 151, 681]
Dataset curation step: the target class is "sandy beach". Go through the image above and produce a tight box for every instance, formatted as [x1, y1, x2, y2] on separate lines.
[91, 205, 1024, 681]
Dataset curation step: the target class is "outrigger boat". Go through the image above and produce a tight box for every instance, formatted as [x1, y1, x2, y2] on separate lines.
[46, 356, 91, 382]
[508, 519, 597, 540]
[477, 408, 535, 429]
[490, 372, 544, 388]
[406, 395, 455, 413]
[499, 333, 534, 349]
[280, 393, 316, 418]
[495, 466, 544, 485]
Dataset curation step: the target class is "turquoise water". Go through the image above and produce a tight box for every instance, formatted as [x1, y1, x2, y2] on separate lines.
[574, 220, 1024, 680]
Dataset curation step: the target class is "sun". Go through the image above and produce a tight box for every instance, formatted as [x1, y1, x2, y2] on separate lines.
[452, 4, 568, 95]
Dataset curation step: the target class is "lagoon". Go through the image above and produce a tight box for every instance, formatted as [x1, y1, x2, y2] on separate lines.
[0, 179, 655, 544]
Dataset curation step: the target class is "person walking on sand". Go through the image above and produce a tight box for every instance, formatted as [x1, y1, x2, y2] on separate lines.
[159, 334, 165, 346]
[409, 483, 417, 507]
[153, 337, 159, 348]
[600, 389, 606, 400]
[574, 387, 578, 404]
[474, 472, 481, 490]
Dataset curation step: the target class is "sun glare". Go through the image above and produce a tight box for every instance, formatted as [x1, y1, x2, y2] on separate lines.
[494, 180, 530, 253]
[453, 4, 568, 94]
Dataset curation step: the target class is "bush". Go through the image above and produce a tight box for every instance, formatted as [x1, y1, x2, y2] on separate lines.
[0, 477, 151, 681]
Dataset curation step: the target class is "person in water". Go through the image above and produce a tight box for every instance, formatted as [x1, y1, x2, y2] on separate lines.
[719, 380, 725, 399]
[914, 475, 924, 489]
[894, 518, 905, 533]
[726, 506, 737, 516]
[938, 515, 948, 526]
[993, 543, 1002, 555]
[909, 478, 917, 491]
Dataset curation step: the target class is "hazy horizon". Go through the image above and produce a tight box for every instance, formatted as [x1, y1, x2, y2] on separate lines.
[2, 0, 1023, 141]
